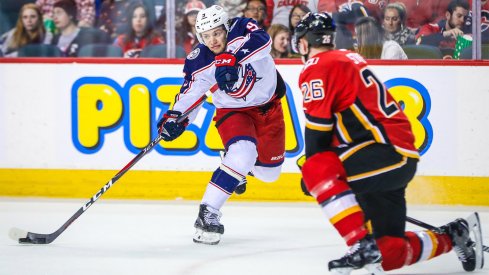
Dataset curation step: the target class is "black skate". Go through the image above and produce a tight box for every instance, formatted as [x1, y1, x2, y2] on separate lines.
[441, 213, 484, 271]
[235, 178, 247, 195]
[193, 204, 224, 245]
[328, 235, 385, 275]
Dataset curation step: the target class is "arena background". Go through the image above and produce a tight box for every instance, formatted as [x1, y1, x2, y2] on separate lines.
[0, 59, 488, 206]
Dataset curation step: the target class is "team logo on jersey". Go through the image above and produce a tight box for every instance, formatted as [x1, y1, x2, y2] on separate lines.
[226, 64, 260, 99]
[187, 48, 200, 60]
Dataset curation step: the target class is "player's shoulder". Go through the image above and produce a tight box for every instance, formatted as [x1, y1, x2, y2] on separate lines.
[183, 44, 214, 73]
[313, 49, 368, 70]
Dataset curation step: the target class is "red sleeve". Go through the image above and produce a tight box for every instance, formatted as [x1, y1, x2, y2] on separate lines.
[415, 23, 440, 40]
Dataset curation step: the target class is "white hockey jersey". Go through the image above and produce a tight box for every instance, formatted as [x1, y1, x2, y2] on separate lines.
[172, 17, 277, 119]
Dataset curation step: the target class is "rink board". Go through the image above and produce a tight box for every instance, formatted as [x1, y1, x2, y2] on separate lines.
[1, 59, 489, 206]
[0, 169, 488, 206]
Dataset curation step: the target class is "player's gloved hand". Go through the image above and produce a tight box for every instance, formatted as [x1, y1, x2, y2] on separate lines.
[157, 110, 189, 141]
[215, 52, 239, 93]
[296, 154, 312, 196]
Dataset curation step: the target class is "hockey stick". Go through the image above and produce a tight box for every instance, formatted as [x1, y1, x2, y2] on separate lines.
[406, 215, 489, 253]
[9, 87, 216, 244]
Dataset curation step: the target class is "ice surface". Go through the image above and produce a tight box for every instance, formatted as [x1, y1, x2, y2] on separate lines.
[0, 198, 487, 275]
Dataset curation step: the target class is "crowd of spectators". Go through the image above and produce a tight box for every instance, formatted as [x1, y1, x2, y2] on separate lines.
[0, 0, 487, 59]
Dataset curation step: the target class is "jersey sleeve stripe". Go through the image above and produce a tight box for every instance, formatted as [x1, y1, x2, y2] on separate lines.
[337, 140, 376, 161]
[394, 146, 420, 159]
[350, 104, 387, 144]
[334, 113, 353, 143]
[346, 156, 408, 182]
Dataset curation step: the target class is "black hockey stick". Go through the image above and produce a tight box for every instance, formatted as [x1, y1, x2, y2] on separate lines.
[9, 88, 215, 244]
[406, 216, 489, 253]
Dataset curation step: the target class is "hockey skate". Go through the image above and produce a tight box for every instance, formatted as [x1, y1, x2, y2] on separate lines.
[441, 212, 484, 271]
[193, 204, 224, 245]
[328, 234, 386, 275]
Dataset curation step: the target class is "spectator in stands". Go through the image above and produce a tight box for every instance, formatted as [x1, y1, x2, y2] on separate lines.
[467, 0, 489, 43]
[355, 16, 408, 59]
[363, 0, 448, 32]
[416, 0, 470, 55]
[382, 2, 415, 46]
[177, 0, 206, 54]
[36, 0, 96, 28]
[216, 0, 246, 18]
[267, 0, 318, 27]
[97, 0, 133, 40]
[50, 0, 94, 56]
[243, 0, 267, 30]
[332, 1, 369, 50]
[114, 2, 164, 58]
[289, 4, 310, 33]
[267, 23, 291, 58]
[0, 3, 51, 57]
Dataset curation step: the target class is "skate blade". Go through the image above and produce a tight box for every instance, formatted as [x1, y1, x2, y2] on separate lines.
[364, 263, 386, 275]
[466, 212, 484, 269]
[329, 267, 353, 275]
[193, 228, 221, 245]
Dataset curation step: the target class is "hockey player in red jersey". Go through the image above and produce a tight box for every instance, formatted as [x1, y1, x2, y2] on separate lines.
[292, 12, 483, 274]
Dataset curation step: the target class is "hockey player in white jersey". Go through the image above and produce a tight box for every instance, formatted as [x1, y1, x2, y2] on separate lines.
[157, 5, 286, 245]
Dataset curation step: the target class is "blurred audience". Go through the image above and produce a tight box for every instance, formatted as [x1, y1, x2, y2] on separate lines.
[355, 16, 408, 59]
[288, 4, 310, 33]
[267, 0, 317, 27]
[382, 2, 415, 46]
[0, 3, 51, 57]
[416, 0, 470, 55]
[177, 0, 206, 54]
[97, 0, 133, 40]
[36, 0, 96, 28]
[467, 0, 489, 43]
[50, 0, 94, 56]
[243, 0, 267, 29]
[114, 2, 164, 58]
[333, 1, 369, 50]
[267, 23, 291, 58]
[216, 0, 246, 18]
[363, 0, 449, 33]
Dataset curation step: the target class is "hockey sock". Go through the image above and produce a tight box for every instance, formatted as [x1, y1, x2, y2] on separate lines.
[201, 164, 243, 210]
[376, 231, 452, 271]
[302, 151, 367, 246]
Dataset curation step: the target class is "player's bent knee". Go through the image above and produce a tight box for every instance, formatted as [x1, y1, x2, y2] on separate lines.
[302, 151, 348, 202]
[211, 164, 243, 194]
[223, 140, 258, 176]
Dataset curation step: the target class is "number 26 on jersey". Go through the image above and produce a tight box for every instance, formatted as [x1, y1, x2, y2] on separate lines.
[301, 79, 325, 102]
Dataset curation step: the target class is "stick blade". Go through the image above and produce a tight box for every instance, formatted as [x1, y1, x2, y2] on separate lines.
[8, 227, 28, 243]
[466, 212, 485, 269]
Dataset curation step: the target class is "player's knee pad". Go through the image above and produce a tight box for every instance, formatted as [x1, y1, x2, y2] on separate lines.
[210, 164, 244, 194]
[302, 151, 348, 202]
[222, 140, 258, 176]
[251, 165, 282, 183]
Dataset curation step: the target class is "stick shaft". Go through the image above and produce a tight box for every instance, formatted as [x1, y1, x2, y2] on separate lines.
[19, 89, 212, 244]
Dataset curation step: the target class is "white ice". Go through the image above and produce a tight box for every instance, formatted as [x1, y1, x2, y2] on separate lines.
[1, 198, 488, 275]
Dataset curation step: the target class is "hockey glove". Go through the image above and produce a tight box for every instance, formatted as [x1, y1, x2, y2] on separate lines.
[157, 110, 189, 141]
[215, 52, 239, 93]
[296, 154, 312, 196]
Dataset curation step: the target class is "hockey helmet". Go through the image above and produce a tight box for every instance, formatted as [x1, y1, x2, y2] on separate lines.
[195, 5, 230, 44]
[292, 12, 336, 53]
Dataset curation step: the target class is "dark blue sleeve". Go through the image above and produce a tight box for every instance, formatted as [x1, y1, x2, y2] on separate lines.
[230, 18, 271, 63]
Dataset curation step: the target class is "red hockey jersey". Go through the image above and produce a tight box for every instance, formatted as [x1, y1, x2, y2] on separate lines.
[299, 50, 419, 159]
